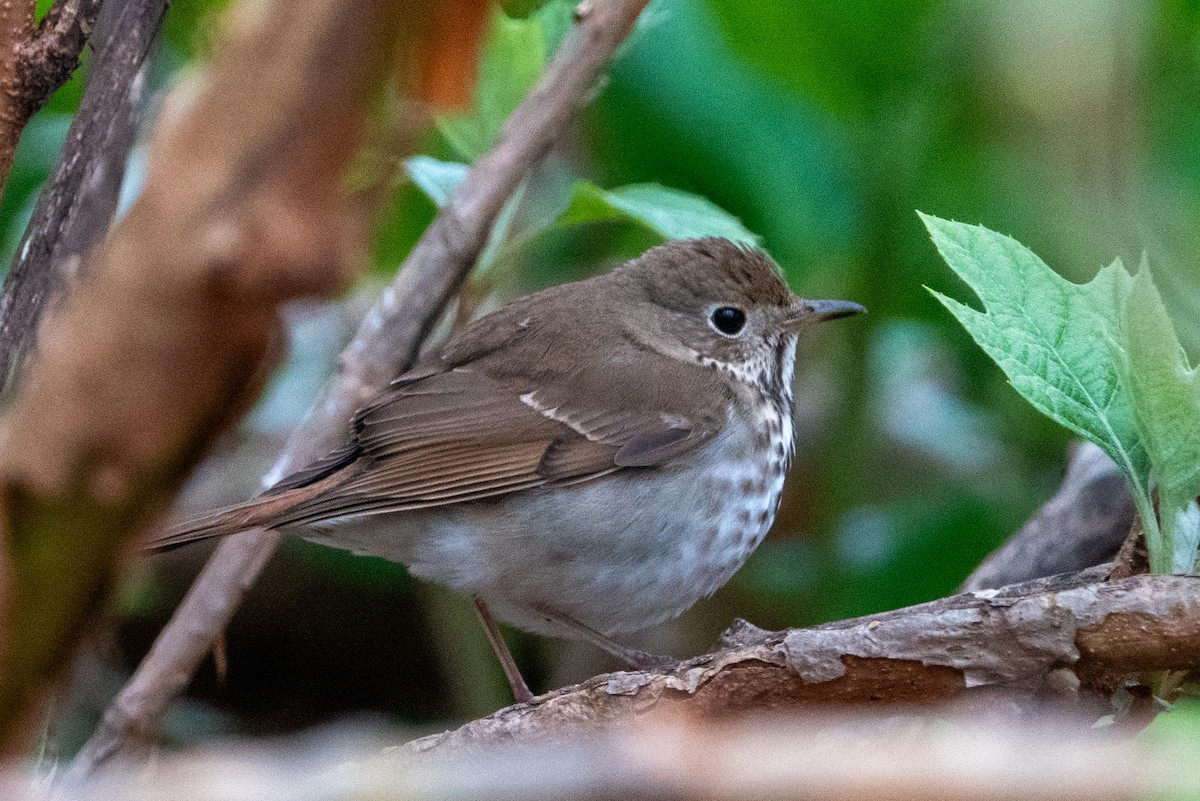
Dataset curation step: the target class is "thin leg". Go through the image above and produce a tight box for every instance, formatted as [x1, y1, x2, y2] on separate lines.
[473, 598, 534, 704]
[533, 604, 674, 670]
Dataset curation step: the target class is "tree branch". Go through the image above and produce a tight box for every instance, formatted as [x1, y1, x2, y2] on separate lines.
[0, 0, 36, 193]
[0, 0, 406, 754]
[407, 571, 1200, 756]
[0, 0, 105, 198]
[962, 442, 1135, 591]
[16, 0, 104, 118]
[65, 0, 651, 780]
[0, 0, 161, 391]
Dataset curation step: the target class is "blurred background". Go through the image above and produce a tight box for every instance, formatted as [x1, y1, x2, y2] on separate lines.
[15, 0, 1198, 752]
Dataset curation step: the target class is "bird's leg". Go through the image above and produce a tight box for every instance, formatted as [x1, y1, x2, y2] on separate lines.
[473, 598, 534, 704]
[532, 603, 674, 671]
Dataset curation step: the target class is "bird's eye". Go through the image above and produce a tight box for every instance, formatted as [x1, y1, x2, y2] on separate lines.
[710, 306, 746, 336]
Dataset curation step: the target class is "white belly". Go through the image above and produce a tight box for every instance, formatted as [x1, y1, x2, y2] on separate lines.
[295, 414, 788, 637]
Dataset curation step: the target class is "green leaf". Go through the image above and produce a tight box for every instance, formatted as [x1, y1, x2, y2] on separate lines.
[436, 1, 574, 161]
[558, 181, 761, 245]
[403, 163, 761, 286]
[920, 213, 1164, 565]
[922, 214, 1144, 480]
[1119, 268, 1200, 572]
[404, 156, 467, 207]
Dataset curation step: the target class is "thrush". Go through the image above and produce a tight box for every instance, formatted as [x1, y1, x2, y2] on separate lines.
[155, 237, 864, 702]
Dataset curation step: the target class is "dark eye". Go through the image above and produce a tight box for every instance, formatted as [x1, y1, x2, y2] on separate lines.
[710, 306, 746, 335]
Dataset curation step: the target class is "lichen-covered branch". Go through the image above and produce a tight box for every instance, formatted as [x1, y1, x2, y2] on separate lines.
[408, 571, 1200, 756]
[0, 0, 406, 752]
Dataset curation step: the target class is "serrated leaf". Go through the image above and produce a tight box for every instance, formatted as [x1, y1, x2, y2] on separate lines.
[436, 1, 574, 161]
[404, 156, 467, 207]
[558, 181, 760, 244]
[1119, 268, 1200, 572]
[921, 214, 1145, 487]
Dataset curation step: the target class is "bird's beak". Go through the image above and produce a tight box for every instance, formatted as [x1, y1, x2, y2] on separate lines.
[782, 298, 866, 331]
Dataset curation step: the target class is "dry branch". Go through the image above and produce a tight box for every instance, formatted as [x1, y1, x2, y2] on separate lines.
[963, 442, 1134, 591]
[0, 0, 406, 752]
[66, 0, 651, 779]
[0, 0, 165, 389]
[407, 571, 1200, 756]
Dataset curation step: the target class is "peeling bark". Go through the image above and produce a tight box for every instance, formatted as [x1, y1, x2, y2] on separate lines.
[408, 572, 1200, 756]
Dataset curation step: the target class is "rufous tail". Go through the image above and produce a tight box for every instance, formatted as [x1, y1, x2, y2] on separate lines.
[150, 498, 288, 551]
[148, 473, 341, 551]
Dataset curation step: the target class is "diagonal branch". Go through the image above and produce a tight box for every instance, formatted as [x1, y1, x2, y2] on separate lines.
[962, 442, 1135, 591]
[65, 0, 651, 780]
[15, 0, 105, 118]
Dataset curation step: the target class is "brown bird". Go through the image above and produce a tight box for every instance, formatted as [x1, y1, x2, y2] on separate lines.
[155, 238, 864, 702]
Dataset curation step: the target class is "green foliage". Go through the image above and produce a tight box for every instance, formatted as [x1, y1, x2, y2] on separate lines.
[924, 214, 1200, 574]
[556, 182, 759, 244]
[922, 215, 1147, 483]
[404, 155, 760, 272]
[436, 1, 574, 160]
[1118, 270, 1200, 572]
[405, 155, 467, 207]
[709, 0, 939, 114]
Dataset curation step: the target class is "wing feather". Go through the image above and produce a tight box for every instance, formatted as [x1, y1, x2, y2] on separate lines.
[269, 366, 718, 527]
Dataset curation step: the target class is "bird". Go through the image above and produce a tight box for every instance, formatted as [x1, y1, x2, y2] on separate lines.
[153, 237, 865, 702]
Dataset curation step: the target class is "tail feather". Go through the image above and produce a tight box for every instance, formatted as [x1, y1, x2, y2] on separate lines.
[150, 498, 289, 551]
[150, 469, 346, 551]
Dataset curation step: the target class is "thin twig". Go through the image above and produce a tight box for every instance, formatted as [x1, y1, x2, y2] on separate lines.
[66, 0, 651, 780]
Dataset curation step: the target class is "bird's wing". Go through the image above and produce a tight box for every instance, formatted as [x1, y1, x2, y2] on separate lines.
[268, 367, 718, 525]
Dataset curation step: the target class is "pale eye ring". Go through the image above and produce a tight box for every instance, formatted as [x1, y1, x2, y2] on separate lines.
[709, 305, 746, 336]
